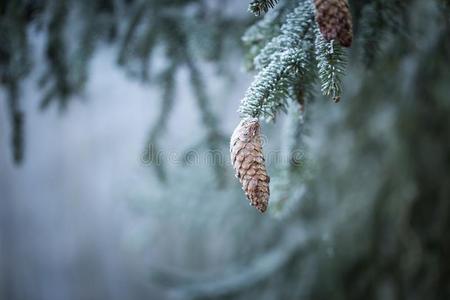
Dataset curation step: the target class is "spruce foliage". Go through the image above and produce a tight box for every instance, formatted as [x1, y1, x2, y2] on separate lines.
[240, 0, 347, 122]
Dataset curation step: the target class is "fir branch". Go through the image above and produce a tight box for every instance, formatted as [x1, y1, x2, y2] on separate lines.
[39, 0, 73, 110]
[254, 0, 315, 71]
[249, 0, 279, 16]
[6, 83, 25, 165]
[186, 56, 228, 188]
[242, 9, 283, 70]
[72, 0, 99, 90]
[239, 49, 306, 120]
[290, 61, 316, 112]
[242, 9, 281, 47]
[0, 1, 30, 164]
[144, 61, 177, 182]
[357, 0, 408, 67]
[137, 24, 158, 81]
[315, 29, 346, 102]
[239, 1, 317, 120]
[117, 0, 147, 66]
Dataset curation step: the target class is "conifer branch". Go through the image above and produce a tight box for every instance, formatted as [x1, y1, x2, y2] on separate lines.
[357, 0, 408, 67]
[7, 84, 25, 165]
[239, 49, 305, 120]
[242, 9, 283, 71]
[39, 0, 73, 110]
[117, 0, 148, 66]
[254, 0, 316, 71]
[144, 62, 177, 182]
[186, 56, 228, 188]
[72, 1, 106, 90]
[1, 1, 30, 165]
[315, 29, 346, 102]
[249, 0, 279, 16]
[239, 0, 317, 121]
[138, 25, 158, 81]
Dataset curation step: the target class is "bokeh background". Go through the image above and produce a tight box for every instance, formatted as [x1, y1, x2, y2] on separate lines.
[1, 0, 450, 299]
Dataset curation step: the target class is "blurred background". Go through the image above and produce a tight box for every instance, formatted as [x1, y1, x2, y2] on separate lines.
[1, 0, 449, 300]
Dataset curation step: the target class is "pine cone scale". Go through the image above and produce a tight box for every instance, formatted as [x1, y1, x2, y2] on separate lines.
[314, 0, 353, 47]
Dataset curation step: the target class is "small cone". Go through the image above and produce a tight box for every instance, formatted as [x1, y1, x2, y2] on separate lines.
[314, 0, 353, 47]
[230, 118, 270, 213]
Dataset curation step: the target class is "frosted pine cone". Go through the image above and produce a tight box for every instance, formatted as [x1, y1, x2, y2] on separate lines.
[314, 0, 353, 47]
[230, 118, 270, 213]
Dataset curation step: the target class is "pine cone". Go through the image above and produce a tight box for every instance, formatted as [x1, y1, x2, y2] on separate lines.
[314, 0, 353, 47]
[230, 118, 270, 213]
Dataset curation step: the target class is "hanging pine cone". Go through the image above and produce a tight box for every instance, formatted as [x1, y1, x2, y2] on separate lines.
[230, 118, 270, 213]
[314, 0, 353, 47]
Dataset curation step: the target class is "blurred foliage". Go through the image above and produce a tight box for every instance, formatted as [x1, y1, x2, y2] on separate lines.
[0, 0, 248, 172]
[1, 0, 450, 299]
[158, 1, 450, 299]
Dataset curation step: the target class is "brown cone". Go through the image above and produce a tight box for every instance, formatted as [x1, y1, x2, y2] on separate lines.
[230, 118, 270, 213]
[314, 0, 353, 47]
